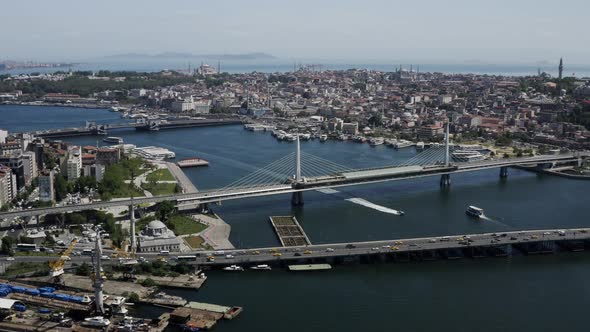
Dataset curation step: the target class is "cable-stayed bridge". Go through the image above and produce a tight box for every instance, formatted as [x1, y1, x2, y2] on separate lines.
[0, 133, 587, 220]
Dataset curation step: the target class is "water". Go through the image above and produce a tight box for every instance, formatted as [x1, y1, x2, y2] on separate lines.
[2, 105, 590, 331]
[3, 60, 590, 77]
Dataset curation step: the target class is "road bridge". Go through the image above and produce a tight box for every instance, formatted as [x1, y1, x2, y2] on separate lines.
[33, 118, 243, 138]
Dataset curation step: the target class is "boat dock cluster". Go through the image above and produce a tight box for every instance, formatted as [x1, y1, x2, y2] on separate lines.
[269, 216, 312, 247]
[169, 301, 243, 331]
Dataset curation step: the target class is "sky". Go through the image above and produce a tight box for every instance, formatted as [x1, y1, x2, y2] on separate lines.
[2, 0, 589, 64]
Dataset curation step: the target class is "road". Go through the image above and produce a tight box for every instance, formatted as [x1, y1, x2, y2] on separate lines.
[3, 228, 587, 268]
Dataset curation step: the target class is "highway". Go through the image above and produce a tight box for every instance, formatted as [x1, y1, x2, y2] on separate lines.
[4, 228, 588, 268]
[0, 153, 585, 220]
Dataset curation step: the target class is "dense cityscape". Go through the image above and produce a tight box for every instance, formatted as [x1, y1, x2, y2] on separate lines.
[1, 0, 590, 331]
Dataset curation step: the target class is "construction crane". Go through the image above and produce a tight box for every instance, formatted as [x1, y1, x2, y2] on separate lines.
[49, 238, 78, 278]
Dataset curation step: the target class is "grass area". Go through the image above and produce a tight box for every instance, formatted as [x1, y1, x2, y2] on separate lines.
[2, 262, 50, 277]
[168, 215, 208, 235]
[141, 182, 178, 196]
[146, 168, 176, 182]
[183, 235, 207, 249]
[110, 184, 145, 199]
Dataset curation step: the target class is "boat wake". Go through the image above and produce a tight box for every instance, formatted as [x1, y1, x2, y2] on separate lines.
[479, 215, 512, 228]
[316, 188, 340, 194]
[345, 198, 403, 216]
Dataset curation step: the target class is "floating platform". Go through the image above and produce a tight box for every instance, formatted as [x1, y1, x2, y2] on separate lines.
[170, 301, 243, 330]
[288, 264, 332, 271]
[269, 216, 312, 247]
[177, 157, 209, 168]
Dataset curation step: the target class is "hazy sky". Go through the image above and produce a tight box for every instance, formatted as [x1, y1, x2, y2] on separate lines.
[2, 0, 589, 63]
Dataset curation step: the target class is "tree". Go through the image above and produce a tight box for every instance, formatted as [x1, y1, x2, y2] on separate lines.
[141, 277, 157, 287]
[75, 262, 92, 276]
[1, 237, 14, 256]
[54, 174, 68, 201]
[156, 201, 176, 222]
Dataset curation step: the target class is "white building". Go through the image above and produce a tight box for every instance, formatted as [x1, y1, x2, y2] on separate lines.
[66, 146, 82, 181]
[192, 101, 211, 114]
[0, 166, 15, 208]
[137, 219, 181, 253]
[171, 97, 194, 113]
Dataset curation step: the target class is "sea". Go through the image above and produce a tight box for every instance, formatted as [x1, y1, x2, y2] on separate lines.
[1, 105, 590, 332]
[2, 59, 590, 77]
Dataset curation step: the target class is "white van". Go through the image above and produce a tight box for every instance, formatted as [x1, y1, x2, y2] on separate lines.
[159, 250, 170, 256]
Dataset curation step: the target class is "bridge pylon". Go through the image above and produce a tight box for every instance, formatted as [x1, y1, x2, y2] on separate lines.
[291, 135, 304, 206]
[500, 166, 508, 178]
[440, 174, 451, 188]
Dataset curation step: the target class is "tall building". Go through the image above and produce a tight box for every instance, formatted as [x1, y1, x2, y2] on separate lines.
[22, 151, 37, 187]
[38, 170, 55, 203]
[0, 153, 25, 192]
[559, 58, 564, 80]
[66, 146, 82, 181]
[0, 166, 16, 208]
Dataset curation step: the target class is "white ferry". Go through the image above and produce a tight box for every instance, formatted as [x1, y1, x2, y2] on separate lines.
[223, 265, 244, 272]
[250, 264, 272, 271]
[102, 136, 124, 144]
[466, 206, 485, 218]
[369, 137, 385, 146]
[393, 139, 414, 149]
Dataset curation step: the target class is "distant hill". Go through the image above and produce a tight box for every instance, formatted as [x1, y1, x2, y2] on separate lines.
[105, 52, 277, 60]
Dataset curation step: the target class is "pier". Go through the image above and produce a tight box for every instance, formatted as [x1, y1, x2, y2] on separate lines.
[269, 216, 312, 247]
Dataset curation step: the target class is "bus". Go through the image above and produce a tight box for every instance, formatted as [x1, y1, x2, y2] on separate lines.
[176, 255, 197, 262]
[16, 243, 37, 251]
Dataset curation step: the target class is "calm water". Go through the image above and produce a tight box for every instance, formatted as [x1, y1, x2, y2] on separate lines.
[3, 60, 590, 77]
[2, 105, 590, 332]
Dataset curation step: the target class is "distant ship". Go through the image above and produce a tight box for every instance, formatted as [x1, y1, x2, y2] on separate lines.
[466, 206, 485, 218]
[102, 136, 123, 144]
[177, 157, 209, 168]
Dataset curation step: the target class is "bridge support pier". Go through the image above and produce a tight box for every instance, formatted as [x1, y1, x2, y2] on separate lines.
[291, 192, 304, 206]
[500, 166, 508, 178]
[129, 205, 136, 254]
[199, 203, 210, 214]
[440, 174, 451, 188]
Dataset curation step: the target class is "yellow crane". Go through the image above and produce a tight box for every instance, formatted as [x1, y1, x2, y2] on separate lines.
[49, 238, 78, 277]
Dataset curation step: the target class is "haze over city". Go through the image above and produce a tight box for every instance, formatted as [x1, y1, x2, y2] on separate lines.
[2, 0, 590, 64]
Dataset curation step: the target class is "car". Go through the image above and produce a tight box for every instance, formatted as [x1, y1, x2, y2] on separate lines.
[5, 257, 15, 261]
[409, 243, 417, 247]
[580, 230, 587, 233]
[381, 245, 391, 249]
[272, 252, 282, 257]
[531, 235, 539, 239]
[394, 240, 404, 245]
[543, 232, 551, 235]
[207, 256, 215, 262]
[440, 237, 450, 242]
[371, 247, 379, 251]
[303, 250, 313, 255]
[225, 254, 235, 259]
[269, 248, 278, 253]
[325, 248, 335, 252]
[558, 230, 566, 236]
[345, 244, 356, 249]
[252, 250, 260, 255]
[100, 255, 110, 260]
[60, 255, 71, 261]
[510, 237, 518, 240]
[428, 239, 437, 243]
[110, 253, 118, 258]
[294, 252, 302, 256]
[391, 246, 399, 251]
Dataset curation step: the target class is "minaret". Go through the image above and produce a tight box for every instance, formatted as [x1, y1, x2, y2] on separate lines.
[94, 234, 105, 314]
[217, 60, 221, 74]
[558, 58, 563, 80]
[444, 122, 450, 166]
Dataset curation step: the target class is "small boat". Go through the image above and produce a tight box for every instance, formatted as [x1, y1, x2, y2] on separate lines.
[369, 137, 384, 146]
[466, 206, 484, 218]
[82, 316, 110, 328]
[319, 134, 328, 142]
[250, 264, 272, 271]
[223, 265, 244, 271]
[416, 142, 425, 151]
[102, 136, 124, 144]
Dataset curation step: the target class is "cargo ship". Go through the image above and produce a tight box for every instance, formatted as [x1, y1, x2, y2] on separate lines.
[177, 157, 209, 168]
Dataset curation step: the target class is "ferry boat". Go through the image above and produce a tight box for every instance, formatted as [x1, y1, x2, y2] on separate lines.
[223, 265, 244, 272]
[369, 137, 385, 146]
[82, 316, 110, 328]
[250, 264, 272, 271]
[102, 136, 124, 144]
[177, 157, 209, 168]
[319, 134, 328, 142]
[466, 206, 485, 218]
[393, 139, 414, 149]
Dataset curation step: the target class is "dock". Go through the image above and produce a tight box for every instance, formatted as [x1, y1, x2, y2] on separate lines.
[170, 301, 243, 330]
[288, 264, 332, 271]
[269, 216, 312, 247]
